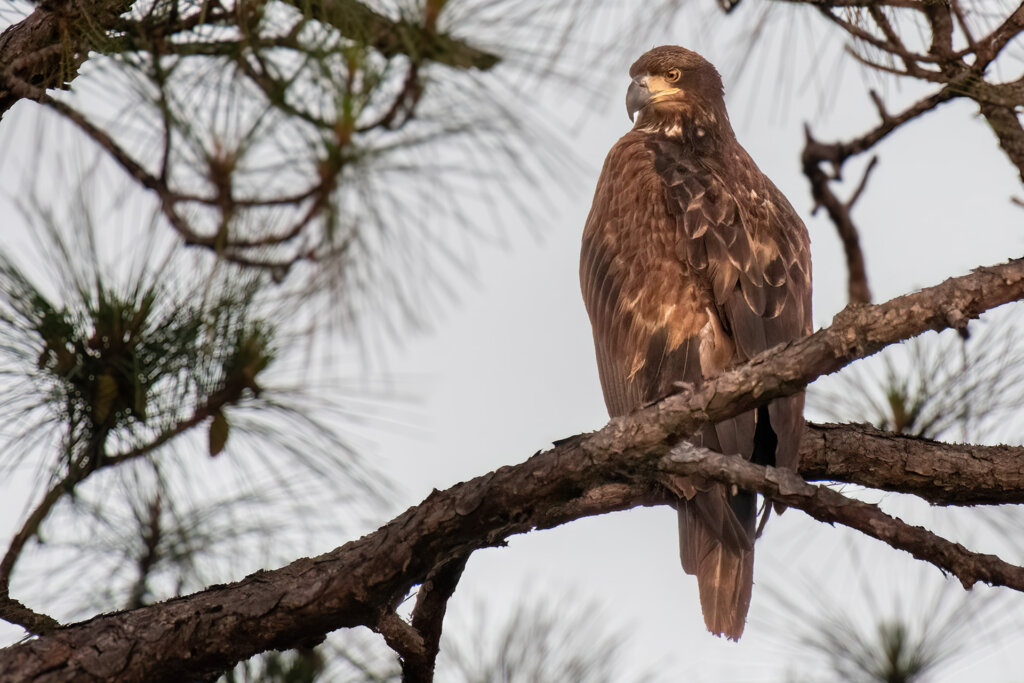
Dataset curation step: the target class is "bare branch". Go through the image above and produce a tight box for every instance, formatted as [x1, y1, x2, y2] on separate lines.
[979, 101, 1024, 185]
[400, 555, 468, 682]
[664, 443, 1024, 592]
[973, 4, 1024, 67]
[803, 125, 873, 304]
[802, 86, 957, 304]
[801, 422, 1024, 506]
[0, 594, 58, 639]
[2, 255, 1024, 680]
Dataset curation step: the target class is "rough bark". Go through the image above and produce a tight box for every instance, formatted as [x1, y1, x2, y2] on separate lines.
[1, 257, 1023, 681]
[801, 422, 1024, 505]
[665, 442, 1024, 592]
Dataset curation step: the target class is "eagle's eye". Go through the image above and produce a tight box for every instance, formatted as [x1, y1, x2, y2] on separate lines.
[666, 68, 682, 83]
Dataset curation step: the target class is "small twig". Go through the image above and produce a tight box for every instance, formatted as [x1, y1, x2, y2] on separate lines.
[356, 61, 423, 133]
[867, 89, 891, 124]
[0, 461, 86, 593]
[868, 4, 934, 74]
[126, 492, 163, 610]
[377, 612, 426, 664]
[802, 126, 873, 304]
[844, 44, 946, 82]
[402, 555, 469, 682]
[804, 85, 956, 176]
[819, 6, 936, 65]
[0, 382, 250, 635]
[846, 155, 878, 208]
[950, 0, 979, 55]
[0, 594, 59, 636]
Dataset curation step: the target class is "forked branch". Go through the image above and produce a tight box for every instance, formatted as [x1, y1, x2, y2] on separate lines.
[3, 255, 1024, 681]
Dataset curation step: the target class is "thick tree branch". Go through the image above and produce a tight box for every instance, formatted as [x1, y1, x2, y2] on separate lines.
[801, 422, 1024, 505]
[665, 442, 1024, 592]
[2, 257, 1023, 680]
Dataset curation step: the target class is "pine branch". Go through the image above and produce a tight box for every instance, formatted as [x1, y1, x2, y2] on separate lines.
[665, 442, 1024, 591]
[0, 0, 498, 121]
[801, 422, 1024, 505]
[2, 255, 1024, 680]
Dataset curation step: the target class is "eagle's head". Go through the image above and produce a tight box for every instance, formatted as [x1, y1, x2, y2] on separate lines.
[626, 46, 729, 138]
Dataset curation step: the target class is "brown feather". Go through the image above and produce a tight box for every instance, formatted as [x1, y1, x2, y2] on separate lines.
[580, 45, 811, 639]
[678, 500, 753, 640]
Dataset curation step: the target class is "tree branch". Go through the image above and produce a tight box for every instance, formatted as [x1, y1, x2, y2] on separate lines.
[0, 594, 58, 640]
[1, 256, 1023, 680]
[802, 87, 957, 305]
[285, 0, 499, 71]
[401, 555, 468, 683]
[801, 422, 1024, 505]
[789, 1, 1024, 307]
[979, 100, 1024, 185]
[664, 442, 1024, 592]
[0, 0, 134, 120]
[0, 0, 498, 121]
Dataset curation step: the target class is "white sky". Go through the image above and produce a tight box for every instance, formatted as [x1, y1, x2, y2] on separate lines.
[2, 1, 1024, 680]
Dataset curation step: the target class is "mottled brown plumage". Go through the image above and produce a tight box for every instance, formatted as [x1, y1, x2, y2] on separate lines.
[580, 46, 812, 639]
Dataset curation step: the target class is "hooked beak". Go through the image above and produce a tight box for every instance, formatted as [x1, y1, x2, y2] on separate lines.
[626, 76, 650, 122]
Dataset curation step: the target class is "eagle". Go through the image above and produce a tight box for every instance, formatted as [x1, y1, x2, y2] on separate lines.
[580, 46, 812, 639]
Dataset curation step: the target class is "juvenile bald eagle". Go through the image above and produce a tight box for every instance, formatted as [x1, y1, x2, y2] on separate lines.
[580, 46, 812, 639]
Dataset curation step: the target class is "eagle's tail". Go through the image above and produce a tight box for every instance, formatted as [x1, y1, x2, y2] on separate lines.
[678, 490, 755, 640]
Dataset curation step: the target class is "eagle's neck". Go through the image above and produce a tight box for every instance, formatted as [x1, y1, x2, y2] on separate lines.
[635, 101, 733, 151]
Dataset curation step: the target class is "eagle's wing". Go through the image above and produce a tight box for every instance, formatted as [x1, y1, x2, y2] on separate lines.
[580, 131, 811, 639]
[581, 132, 707, 418]
[652, 135, 812, 472]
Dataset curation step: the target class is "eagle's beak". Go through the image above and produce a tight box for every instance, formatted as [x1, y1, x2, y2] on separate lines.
[626, 76, 650, 122]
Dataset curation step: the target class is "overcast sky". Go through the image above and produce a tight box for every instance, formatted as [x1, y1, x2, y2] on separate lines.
[3, 1, 1024, 680]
